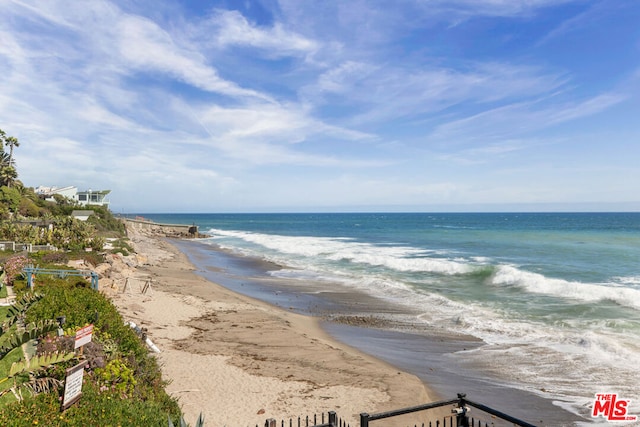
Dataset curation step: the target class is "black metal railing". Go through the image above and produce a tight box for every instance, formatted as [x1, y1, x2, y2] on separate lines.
[261, 393, 537, 427]
[265, 411, 351, 427]
[360, 393, 537, 427]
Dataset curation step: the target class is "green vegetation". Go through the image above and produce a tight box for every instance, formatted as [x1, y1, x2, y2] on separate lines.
[0, 293, 70, 408]
[0, 270, 182, 426]
[0, 124, 127, 257]
[0, 128, 188, 425]
[85, 205, 126, 238]
[109, 238, 134, 256]
[0, 128, 126, 251]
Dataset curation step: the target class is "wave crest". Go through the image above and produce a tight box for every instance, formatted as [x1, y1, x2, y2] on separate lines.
[491, 265, 640, 310]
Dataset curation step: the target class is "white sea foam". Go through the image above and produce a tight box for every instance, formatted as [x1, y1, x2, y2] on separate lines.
[206, 228, 475, 275]
[490, 265, 640, 311]
[613, 275, 640, 288]
[201, 226, 640, 420]
[435, 302, 640, 419]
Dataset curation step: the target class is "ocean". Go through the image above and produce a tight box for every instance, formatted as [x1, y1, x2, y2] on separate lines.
[135, 212, 640, 425]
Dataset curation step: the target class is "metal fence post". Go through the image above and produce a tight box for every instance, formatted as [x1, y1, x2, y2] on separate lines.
[360, 412, 369, 427]
[265, 418, 276, 427]
[328, 411, 337, 427]
[455, 393, 470, 427]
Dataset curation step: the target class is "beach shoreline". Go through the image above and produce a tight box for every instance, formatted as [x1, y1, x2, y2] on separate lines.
[103, 223, 445, 426]
[171, 237, 585, 426]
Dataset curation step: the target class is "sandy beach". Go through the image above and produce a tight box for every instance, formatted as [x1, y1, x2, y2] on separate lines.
[99, 223, 445, 426]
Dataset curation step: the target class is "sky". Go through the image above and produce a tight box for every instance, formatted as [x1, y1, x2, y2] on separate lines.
[1, 0, 639, 213]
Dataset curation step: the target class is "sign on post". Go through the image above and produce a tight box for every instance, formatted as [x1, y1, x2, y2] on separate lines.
[61, 360, 88, 411]
[74, 324, 94, 350]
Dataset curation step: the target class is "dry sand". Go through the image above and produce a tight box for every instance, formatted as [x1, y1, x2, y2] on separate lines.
[98, 224, 447, 426]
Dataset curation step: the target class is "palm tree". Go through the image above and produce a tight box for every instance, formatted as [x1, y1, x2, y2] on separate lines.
[0, 167, 17, 189]
[0, 149, 12, 187]
[0, 129, 20, 188]
[0, 162, 17, 188]
[0, 151, 11, 169]
[5, 136, 18, 165]
[0, 129, 19, 166]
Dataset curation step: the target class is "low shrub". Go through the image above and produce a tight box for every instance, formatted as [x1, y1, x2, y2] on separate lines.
[0, 245, 181, 425]
[0, 380, 179, 427]
[66, 250, 104, 268]
[8, 279, 182, 423]
[3, 254, 29, 285]
[86, 206, 126, 237]
[111, 238, 134, 254]
[96, 358, 137, 397]
[39, 252, 70, 265]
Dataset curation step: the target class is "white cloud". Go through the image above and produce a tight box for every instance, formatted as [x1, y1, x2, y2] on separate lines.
[312, 61, 378, 95]
[212, 10, 318, 57]
[546, 93, 626, 124]
[116, 15, 272, 101]
[438, 140, 535, 165]
[430, 91, 627, 143]
[1, 1, 273, 102]
[0, 0, 637, 211]
[303, 60, 568, 128]
[417, 0, 577, 18]
[191, 102, 376, 166]
[536, 1, 619, 46]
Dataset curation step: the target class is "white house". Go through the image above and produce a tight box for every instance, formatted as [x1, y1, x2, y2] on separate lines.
[35, 186, 111, 207]
[35, 185, 77, 200]
[76, 189, 111, 206]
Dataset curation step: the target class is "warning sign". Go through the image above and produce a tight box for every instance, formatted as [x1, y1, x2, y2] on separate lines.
[74, 324, 94, 350]
[62, 361, 87, 410]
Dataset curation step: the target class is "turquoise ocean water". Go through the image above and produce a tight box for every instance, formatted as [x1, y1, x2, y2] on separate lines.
[135, 212, 640, 423]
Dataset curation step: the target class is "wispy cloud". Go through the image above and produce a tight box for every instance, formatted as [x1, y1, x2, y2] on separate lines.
[438, 139, 534, 165]
[430, 91, 627, 144]
[117, 15, 270, 100]
[192, 102, 376, 166]
[535, 1, 615, 46]
[417, 0, 578, 19]
[210, 10, 318, 58]
[304, 61, 568, 127]
[0, 0, 637, 211]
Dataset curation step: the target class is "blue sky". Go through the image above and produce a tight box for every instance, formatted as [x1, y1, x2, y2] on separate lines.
[1, 0, 639, 213]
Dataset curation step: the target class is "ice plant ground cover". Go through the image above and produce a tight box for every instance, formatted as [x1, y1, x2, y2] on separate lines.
[0, 262, 181, 426]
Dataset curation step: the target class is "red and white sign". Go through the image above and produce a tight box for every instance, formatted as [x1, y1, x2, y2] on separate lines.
[74, 324, 94, 350]
[592, 393, 637, 422]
